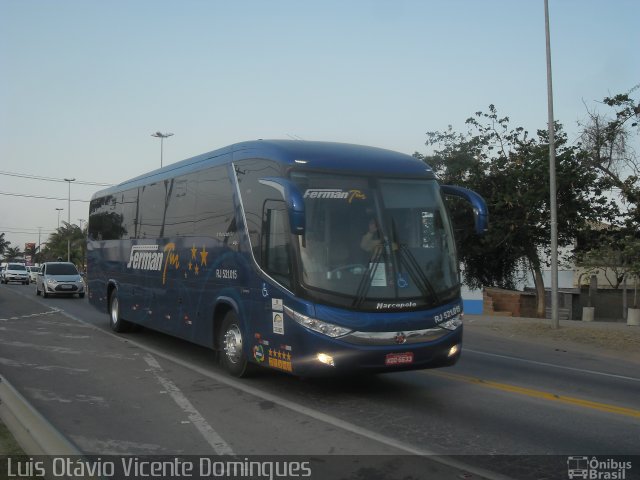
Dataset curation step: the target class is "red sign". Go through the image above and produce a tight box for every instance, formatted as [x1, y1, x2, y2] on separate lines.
[385, 352, 414, 366]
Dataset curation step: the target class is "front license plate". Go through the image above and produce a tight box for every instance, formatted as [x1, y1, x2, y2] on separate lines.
[60, 284, 72, 289]
[385, 352, 414, 366]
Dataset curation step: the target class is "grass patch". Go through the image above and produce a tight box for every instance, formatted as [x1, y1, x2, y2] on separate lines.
[0, 419, 25, 455]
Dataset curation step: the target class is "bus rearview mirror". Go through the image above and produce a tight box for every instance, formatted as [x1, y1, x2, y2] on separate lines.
[259, 177, 306, 235]
[440, 185, 489, 235]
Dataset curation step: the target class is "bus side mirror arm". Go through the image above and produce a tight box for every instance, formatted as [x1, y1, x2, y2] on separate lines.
[441, 185, 489, 235]
[259, 177, 306, 235]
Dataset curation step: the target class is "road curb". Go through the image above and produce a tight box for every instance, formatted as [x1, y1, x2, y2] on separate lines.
[0, 374, 81, 456]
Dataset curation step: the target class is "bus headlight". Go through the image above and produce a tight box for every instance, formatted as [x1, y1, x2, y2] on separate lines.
[439, 315, 463, 331]
[284, 306, 352, 338]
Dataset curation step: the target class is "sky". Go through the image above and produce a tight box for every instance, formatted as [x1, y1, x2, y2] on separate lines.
[1, 0, 638, 253]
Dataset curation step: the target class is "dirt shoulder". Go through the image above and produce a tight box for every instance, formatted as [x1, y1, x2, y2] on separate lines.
[464, 314, 640, 364]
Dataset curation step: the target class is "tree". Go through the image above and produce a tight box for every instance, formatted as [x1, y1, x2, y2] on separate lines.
[415, 106, 613, 317]
[579, 234, 640, 309]
[3, 246, 23, 262]
[573, 87, 640, 314]
[578, 86, 640, 231]
[624, 237, 640, 309]
[40, 222, 86, 266]
[0, 233, 10, 258]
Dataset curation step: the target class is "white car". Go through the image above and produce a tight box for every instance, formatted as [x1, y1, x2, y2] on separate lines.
[1, 263, 30, 285]
[26, 266, 40, 283]
[35, 262, 85, 298]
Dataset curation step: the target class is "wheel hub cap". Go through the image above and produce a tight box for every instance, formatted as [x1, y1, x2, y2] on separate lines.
[224, 325, 243, 364]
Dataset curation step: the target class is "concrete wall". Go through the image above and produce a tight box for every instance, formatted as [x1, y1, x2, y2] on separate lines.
[484, 286, 637, 321]
[483, 288, 537, 317]
[574, 287, 638, 321]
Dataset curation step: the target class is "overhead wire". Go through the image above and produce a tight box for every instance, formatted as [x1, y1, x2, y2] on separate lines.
[0, 191, 90, 202]
[0, 169, 108, 239]
[0, 170, 114, 186]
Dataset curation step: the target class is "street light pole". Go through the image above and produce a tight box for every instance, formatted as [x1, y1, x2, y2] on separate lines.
[64, 178, 75, 262]
[544, 0, 559, 329]
[151, 132, 174, 167]
[55, 208, 64, 229]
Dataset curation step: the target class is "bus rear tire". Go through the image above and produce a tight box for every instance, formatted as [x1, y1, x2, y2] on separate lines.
[219, 311, 251, 377]
[109, 290, 130, 333]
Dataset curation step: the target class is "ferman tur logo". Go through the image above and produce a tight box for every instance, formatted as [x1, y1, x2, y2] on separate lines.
[127, 244, 163, 270]
[126, 243, 181, 286]
[567, 456, 632, 479]
[303, 188, 366, 203]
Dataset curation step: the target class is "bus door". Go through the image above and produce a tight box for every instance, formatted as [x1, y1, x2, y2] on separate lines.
[250, 199, 295, 373]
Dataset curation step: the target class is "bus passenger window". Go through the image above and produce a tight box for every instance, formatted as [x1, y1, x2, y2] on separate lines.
[262, 201, 291, 288]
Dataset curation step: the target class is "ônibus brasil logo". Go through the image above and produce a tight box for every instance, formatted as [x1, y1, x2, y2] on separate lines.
[567, 456, 632, 480]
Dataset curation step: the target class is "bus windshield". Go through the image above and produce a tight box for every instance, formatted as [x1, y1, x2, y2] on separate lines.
[291, 172, 459, 308]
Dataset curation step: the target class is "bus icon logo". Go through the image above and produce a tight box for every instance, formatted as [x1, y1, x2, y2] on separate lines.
[567, 456, 589, 479]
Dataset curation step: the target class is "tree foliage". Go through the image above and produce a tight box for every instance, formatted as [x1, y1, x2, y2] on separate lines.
[578, 85, 640, 231]
[0, 232, 10, 259]
[574, 87, 640, 304]
[415, 105, 614, 316]
[39, 223, 87, 266]
[2, 246, 22, 262]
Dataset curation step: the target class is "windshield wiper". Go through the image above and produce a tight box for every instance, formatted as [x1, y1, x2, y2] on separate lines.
[388, 218, 439, 305]
[397, 243, 440, 305]
[352, 246, 384, 309]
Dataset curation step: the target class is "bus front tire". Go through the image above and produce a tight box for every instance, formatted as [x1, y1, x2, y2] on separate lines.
[219, 311, 251, 377]
[109, 290, 130, 333]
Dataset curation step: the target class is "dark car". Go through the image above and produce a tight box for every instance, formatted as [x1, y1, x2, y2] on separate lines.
[35, 262, 85, 298]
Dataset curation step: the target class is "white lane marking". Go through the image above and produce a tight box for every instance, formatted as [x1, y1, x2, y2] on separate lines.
[464, 349, 640, 382]
[142, 354, 235, 456]
[56, 308, 512, 480]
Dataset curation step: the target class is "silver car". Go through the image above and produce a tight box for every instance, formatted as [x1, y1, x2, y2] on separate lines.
[36, 262, 85, 298]
[1, 263, 30, 285]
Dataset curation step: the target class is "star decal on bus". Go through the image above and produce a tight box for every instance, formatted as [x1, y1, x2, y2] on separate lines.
[200, 246, 208, 266]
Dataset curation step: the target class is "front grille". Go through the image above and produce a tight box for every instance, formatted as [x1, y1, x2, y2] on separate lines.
[54, 284, 78, 292]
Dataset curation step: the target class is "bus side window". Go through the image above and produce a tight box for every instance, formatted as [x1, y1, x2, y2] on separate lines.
[261, 200, 291, 288]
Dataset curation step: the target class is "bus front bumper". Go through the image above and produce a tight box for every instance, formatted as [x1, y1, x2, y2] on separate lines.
[289, 325, 463, 377]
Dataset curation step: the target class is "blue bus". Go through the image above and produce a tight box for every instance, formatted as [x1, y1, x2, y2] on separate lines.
[87, 140, 487, 377]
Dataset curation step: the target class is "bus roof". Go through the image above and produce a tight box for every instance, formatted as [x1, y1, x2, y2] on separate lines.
[92, 140, 435, 200]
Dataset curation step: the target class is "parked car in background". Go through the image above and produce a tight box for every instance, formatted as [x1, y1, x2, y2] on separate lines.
[26, 266, 40, 283]
[36, 262, 85, 298]
[1, 263, 30, 285]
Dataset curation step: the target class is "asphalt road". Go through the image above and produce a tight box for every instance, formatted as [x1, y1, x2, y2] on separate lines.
[1, 282, 639, 480]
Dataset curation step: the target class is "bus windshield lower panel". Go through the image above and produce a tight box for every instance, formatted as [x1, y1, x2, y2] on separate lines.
[292, 172, 459, 310]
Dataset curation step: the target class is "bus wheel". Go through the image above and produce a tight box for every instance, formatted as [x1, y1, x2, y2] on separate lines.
[220, 311, 250, 377]
[109, 290, 130, 333]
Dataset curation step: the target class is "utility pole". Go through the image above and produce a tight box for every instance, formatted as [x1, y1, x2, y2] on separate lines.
[545, 0, 559, 329]
[55, 208, 64, 229]
[64, 178, 75, 262]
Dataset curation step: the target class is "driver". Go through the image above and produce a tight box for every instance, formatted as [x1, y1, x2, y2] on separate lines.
[360, 218, 383, 253]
